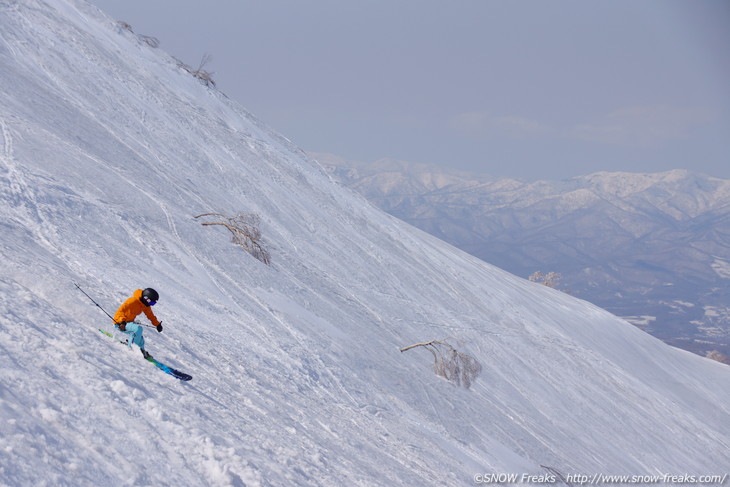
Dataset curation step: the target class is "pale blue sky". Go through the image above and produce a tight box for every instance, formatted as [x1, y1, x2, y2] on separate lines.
[90, 0, 729, 180]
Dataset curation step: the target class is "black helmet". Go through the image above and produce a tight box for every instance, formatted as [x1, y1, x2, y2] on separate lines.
[141, 288, 159, 306]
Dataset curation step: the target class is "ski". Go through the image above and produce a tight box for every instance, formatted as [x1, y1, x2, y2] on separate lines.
[98, 327, 127, 345]
[145, 355, 193, 381]
[98, 328, 192, 381]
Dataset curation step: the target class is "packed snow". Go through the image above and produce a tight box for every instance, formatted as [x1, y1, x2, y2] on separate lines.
[712, 258, 730, 279]
[1, 1, 729, 486]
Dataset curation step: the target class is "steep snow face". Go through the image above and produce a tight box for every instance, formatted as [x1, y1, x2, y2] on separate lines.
[1, 1, 730, 486]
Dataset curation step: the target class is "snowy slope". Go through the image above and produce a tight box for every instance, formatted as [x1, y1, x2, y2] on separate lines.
[1, 1, 729, 486]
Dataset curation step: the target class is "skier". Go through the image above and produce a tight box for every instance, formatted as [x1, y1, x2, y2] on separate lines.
[113, 288, 163, 359]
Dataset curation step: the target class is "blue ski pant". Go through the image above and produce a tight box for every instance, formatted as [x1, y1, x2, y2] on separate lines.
[118, 322, 145, 350]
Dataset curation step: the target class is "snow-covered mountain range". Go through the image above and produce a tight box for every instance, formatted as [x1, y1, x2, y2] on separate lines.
[1, 1, 729, 485]
[321, 154, 730, 358]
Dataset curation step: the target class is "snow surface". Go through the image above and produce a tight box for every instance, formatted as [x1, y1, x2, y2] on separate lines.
[712, 258, 730, 279]
[1, 1, 730, 486]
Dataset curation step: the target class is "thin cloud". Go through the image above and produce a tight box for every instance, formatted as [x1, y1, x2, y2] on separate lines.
[568, 104, 714, 146]
[450, 105, 714, 148]
[449, 111, 552, 139]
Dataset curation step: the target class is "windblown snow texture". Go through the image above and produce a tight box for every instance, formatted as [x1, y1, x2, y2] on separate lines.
[1, 1, 729, 486]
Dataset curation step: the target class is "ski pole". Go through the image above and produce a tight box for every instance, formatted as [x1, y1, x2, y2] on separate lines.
[132, 322, 158, 328]
[74, 282, 116, 322]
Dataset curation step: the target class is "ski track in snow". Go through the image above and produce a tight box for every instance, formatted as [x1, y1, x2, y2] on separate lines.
[2, 119, 27, 214]
[1, 1, 730, 486]
[0, 119, 56, 257]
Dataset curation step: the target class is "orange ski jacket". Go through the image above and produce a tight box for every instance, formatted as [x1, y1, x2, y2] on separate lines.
[113, 289, 160, 326]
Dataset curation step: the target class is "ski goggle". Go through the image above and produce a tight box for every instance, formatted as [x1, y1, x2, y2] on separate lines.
[148, 300, 157, 306]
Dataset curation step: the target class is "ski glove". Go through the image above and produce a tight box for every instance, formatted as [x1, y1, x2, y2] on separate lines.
[118, 321, 127, 332]
[156, 322, 163, 333]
